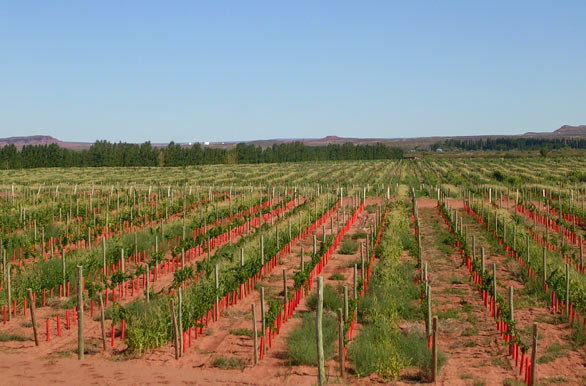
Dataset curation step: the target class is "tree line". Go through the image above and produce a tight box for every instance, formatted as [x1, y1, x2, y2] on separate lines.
[433, 137, 586, 151]
[0, 140, 403, 169]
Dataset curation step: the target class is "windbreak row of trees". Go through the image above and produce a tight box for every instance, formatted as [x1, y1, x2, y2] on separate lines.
[0, 141, 403, 169]
[433, 137, 586, 151]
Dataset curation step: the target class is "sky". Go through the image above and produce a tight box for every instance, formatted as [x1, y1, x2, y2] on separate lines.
[0, 1, 585, 143]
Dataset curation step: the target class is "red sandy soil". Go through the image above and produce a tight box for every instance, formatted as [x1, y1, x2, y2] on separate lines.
[432, 199, 586, 385]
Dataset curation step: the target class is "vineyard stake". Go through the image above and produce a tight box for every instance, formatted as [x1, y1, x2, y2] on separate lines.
[300, 247, 304, 272]
[432, 316, 438, 382]
[313, 235, 317, 255]
[252, 303, 258, 365]
[427, 285, 432, 337]
[353, 264, 358, 300]
[170, 298, 179, 360]
[580, 235, 584, 270]
[99, 294, 106, 350]
[261, 287, 266, 335]
[215, 264, 219, 321]
[360, 242, 365, 282]
[6, 265, 11, 321]
[102, 237, 106, 275]
[261, 235, 264, 266]
[530, 323, 538, 386]
[316, 276, 325, 386]
[146, 263, 150, 303]
[542, 246, 547, 285]
[509, 286, 514, 323]
[77, 265, 84, 360]
[565, 264, 570, 318]
[283, 269, 288, 311]
[343, 285, 348, 322]
[62, 249, 66, 293]
[492, 264, 497, 317]
[337, 308, 344, 377]
[27, 288, 39, 346]
[178, 288, 183, 357]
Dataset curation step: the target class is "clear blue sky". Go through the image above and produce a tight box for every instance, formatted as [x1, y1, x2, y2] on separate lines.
[1, 1, 585, 143]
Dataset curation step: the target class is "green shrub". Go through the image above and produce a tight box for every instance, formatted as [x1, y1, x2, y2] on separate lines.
[339, 240, 358, 255]
[212, 356, 246, 369]
[287, 311, 338, 365]
[329, 273, 345, 281]
[307, 284, 343, 312]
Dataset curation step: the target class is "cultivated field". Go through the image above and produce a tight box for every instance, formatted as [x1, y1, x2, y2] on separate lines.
[1, 158, 585, 385]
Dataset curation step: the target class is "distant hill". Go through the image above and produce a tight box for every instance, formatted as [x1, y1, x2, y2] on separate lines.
[1, 124, 585, 150]
[0, 135, 90, 149]
[553, 125, 586, 136]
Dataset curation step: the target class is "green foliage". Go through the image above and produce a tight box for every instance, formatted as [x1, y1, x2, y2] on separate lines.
[328, 273, 345, 281]
[229, 328, 253, 337]
[211, 356, 247, 370]
[307, 284, 343, 312]
[0, 141, 403, 169]
[350, 205, 443, 380]
[338, 240, 358, 255]
[286, 311, 338, 365]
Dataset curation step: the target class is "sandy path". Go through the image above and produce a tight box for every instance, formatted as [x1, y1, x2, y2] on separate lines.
[418, 205, 513, 386]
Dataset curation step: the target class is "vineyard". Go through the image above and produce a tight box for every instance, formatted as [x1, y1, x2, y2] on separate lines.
[1, 158, 585, 385]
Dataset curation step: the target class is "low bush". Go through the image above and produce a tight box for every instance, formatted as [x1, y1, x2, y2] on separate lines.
[287, 311, 338, 365]
[339, 240, 358, 255]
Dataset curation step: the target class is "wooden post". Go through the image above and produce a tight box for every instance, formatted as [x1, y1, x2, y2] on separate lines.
[170, 299, 179, 360]
[300, 247, 304, 272]
[283, 269, 288, 310]
[427, 284, 432, 337]
[481, 247, 485, 276]
[316, 276, 326, 386]
[337, 308, 344, 377]
[215, 264, 219, 321]
[509, 286, 514, 322]
[252, 303, 258, 365]
[530, 323, 538, 386]
[102, 237, 106, 275]
[432, 316, 438, 382]
[261, 235, 264, 266]
[6, 264, 11, 321]
[27, 288, 39, 346]
[360, 242, 365, 281]
[493, 264, 497, 317]
[542, 246, 547, 285]
[77, 266, 84, 359]
[62, 249, 66, 293]
[313, 235, 317, 255]
[353, 264, 358, 300]
[343, 285, 349, 322]
[178, 288, 183, 357]
[580, 237, 584, 269]
[260, 287, 266, 335]
[99, 294, 106, 350]
[565, 264, 570, 318]
[145, 263, 150, 303]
